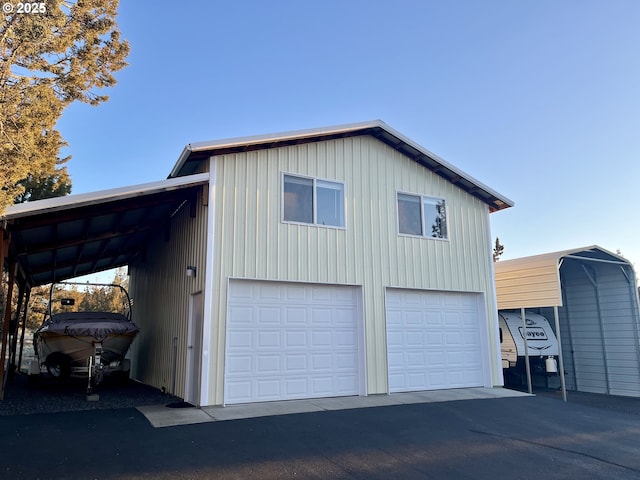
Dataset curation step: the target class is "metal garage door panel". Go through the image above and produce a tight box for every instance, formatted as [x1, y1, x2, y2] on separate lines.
[386, 289, 484, 393]
[225, 281, 360, 404]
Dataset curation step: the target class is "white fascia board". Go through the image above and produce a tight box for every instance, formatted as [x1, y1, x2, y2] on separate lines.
[169, 120, 514, 210]
[188, 120, 384, 152]
[375, 122, 515, 209]
[3, 172, 210, 220]
[169, 121, 384, 178]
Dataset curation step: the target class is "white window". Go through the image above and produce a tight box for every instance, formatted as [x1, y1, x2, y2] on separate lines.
[397, 193, 448, 239]
[283, 174, 345, 228]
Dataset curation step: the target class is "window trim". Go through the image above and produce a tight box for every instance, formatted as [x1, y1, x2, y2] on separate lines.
[396, 190, 449, 241]
[281, 172, 346, 229]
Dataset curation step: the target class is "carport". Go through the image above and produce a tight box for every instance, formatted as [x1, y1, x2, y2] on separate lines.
[0, 173, 209, 399]
[495, 246, 640, 400]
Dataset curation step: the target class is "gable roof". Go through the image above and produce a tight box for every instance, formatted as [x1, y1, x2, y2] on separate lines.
[494, 245, 633, 309]
[171, 120, 514, 212]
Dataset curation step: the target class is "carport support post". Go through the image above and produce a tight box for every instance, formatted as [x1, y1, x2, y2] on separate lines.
[9, 280, 26, 378]
[0, 261, 16, 400]
[17, 287, 31, 372]
[553, 306, 567, 402]
[521, 307, 532, 394]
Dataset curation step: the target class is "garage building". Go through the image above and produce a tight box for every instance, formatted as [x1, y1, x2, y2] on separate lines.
[1, 121, 514, 406]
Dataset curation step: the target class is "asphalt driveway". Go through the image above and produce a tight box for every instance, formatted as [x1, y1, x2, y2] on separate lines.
[2, 393, 640, 479]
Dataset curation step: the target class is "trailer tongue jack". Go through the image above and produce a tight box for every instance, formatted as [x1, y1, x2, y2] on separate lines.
[86, 342, 104, 400]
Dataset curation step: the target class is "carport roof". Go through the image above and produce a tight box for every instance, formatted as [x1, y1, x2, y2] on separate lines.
[171, 120, 514, 213]
[494, 245, 632, 310]
[1, 173, 209, 287]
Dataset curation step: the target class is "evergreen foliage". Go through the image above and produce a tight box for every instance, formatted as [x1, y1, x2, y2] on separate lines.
[493, 237, 504, 262]
[0, 0, 129, 213]
[21, 268, 129, 329]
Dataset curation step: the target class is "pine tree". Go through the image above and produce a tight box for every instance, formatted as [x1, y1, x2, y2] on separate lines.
[0, 0, 130, 213]
[493, 237, 504, 262]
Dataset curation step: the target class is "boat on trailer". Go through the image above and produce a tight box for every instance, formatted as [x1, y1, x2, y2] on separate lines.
[30, 281, 139, 391]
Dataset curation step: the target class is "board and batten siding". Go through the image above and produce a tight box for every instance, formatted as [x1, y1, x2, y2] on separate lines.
[206, 135, 499, 405]
[128, 185, 209, 397]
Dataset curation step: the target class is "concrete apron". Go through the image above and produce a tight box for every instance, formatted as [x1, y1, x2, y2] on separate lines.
[137, 387, 531, 428]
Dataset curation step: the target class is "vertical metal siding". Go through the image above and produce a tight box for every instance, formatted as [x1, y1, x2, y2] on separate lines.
[128, 186, 208, 397]
[561, 260, 608, 394]
[206, 136, 499, 404]
[561, 259, 640, 396]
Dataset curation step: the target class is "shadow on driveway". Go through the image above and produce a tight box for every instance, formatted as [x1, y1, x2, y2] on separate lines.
[508, 385, 640, 416]
[2, 386, 640, 479]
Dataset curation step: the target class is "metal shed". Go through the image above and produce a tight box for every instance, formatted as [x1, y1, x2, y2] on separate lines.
[495, 246, 640, 398]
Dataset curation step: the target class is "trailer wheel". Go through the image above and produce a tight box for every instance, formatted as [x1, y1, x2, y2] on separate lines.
[46, 353, 72, 380]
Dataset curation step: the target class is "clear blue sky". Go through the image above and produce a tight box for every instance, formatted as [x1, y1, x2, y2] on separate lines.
[56, 1, 640, 268]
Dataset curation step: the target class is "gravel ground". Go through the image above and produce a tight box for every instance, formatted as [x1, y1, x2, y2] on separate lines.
[0, 372, 181, 416]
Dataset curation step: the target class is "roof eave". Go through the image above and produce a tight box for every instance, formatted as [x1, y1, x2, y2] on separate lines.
[2, 172, 210, 221]
[170, 120, 514, 211]
[495, 245, 632, 271]
[170, 145, 194, 178]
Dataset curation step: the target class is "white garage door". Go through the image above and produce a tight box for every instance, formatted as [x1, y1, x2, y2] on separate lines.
[225, 280, 362, 404]
[386, 289, 486, 393]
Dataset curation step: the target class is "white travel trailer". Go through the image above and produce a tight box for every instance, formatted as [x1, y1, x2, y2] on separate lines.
[499, 311, 559, 382]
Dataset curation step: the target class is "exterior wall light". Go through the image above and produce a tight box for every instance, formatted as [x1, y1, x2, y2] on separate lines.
[186, 266, 197, 277]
